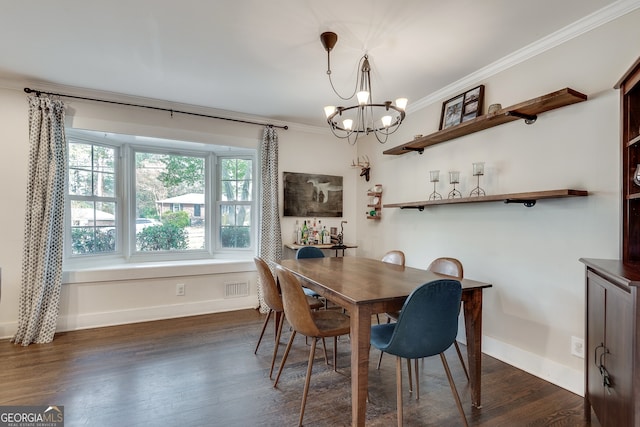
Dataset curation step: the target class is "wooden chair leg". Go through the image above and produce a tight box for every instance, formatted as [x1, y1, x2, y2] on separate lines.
[396, 356, 403, 427]
[440, 353, 469, 427]
[454, 341, 470, 381]
[254, 309, 273, 354]
[333, 336, 338, 371]
[321, 338, 329, 365]
[268, 312, 286, 379]
[414, 359, 420, 400]
[299, 337, 317, 427]
[273, 330, 296, 388]
[407, 358, 413, 394]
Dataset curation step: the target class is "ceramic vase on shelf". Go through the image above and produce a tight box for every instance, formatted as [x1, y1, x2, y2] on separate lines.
[634, 164, 640, 187]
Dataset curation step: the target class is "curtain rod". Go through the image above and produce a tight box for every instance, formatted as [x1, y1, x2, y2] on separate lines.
[23, 87, 288, 130]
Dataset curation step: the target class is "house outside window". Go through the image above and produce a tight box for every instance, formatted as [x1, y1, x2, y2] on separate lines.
[65, 129, 256, 265]
[68, 142, 117, 255]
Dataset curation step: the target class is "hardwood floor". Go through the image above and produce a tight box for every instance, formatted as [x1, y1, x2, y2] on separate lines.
[0, 309, 598, 426]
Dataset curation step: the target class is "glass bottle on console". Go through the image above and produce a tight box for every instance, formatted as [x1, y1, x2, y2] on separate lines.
[294, 220, 301, 244]
[301, 220, 308, 244]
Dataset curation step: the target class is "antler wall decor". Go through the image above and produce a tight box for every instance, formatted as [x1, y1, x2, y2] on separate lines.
[351, 156, 371, 181]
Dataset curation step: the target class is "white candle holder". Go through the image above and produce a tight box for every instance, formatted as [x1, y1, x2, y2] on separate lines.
[470, 162, 486, 197]
[429, 170, 442, 200]
[448, 171, 461, 199]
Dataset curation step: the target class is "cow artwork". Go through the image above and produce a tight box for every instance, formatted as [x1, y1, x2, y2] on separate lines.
[283, 172, 343, 217]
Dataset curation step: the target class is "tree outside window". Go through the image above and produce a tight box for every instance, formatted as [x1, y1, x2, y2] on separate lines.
[220, 158, 252, 249]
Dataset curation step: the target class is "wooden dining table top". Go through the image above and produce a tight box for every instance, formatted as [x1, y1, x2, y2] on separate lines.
[278, 256, 492, 307]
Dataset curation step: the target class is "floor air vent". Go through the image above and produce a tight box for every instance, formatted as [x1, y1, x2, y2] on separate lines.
[225, 281, 249, 298]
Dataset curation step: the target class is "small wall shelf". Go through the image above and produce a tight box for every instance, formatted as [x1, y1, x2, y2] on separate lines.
[367, 190, 382, 219]
[383, 88, 587, 155]
[384, 189, 588, 211]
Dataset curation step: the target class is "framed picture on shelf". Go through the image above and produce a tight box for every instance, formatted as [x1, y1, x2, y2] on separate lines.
[439, 94, 464, 130]
[461, 85, 484, 123]
[439, 84, 485, 129]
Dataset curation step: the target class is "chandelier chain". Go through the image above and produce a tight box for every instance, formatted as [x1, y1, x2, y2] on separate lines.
[326, 55, 367, 101]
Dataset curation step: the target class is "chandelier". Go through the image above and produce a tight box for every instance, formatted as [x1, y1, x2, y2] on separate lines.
[320, 32, 407, 144]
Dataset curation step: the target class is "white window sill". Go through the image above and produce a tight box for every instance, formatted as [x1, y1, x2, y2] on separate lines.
[63, 258, 256, 284]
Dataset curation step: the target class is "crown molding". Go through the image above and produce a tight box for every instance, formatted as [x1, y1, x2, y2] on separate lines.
[408, 0, 640, 113]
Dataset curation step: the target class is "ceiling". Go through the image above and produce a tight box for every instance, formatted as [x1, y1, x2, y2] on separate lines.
[0, 0, 630, 128]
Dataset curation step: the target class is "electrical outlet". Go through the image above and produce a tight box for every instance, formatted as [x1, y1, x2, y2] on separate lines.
[176, 283, 185, 296]
[571, 336, 584, 358]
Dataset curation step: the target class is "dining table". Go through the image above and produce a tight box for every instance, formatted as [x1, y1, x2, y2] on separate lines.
[277, 256, 492, 427]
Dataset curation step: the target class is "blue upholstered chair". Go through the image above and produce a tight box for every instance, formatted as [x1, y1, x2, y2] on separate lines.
[370, 279, 468, 427]
[295, 246, 325, 302]
[295, 245, 325, 259]
[378, 257, 470, 387]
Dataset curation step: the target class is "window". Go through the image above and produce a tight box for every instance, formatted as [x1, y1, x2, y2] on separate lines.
[65, 129, 256, 265]
[68, 142, 118, 255]
[219, 158, 253, 249]
[135, 151, 206, 252]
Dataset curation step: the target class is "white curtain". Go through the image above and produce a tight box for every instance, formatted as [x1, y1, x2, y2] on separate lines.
[12, 95, 67, 346]
[257, 126, 282, 313]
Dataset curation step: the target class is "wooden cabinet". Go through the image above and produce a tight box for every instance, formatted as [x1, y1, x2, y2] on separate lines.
[580, 56, 640, 427]
[581, 259, 639, 426]
[616, 57, 640, 262]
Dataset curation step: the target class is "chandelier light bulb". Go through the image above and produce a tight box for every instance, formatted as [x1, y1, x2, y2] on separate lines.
[357, 91, 369, 105]
[381, 115, 392, 128]
[343, 119, 353, 130]
[324, 105, 336, 118]
[395, 98, 408, 110]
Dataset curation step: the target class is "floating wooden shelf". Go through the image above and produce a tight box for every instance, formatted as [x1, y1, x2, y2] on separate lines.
[383, 88, 588, 155]
[384, 189, 588, 210]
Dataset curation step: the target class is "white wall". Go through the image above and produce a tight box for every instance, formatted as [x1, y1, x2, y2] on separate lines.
[355, 8, 640, 394]
[0, 85, 356, 338]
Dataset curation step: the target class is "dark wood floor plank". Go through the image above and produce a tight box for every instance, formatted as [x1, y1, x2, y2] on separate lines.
[0, 309, 596, 426]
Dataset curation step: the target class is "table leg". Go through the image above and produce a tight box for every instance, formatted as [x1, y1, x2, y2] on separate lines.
[351, 304, 372, 427]
[462, 289, 483, 408]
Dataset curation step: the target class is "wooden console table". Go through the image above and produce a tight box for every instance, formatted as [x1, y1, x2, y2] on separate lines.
[284, 243, 357, 257]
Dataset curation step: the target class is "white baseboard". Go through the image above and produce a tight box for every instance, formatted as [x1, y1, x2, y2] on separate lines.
[481, 335, 584, 397]
[0, 321, 17, 341]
